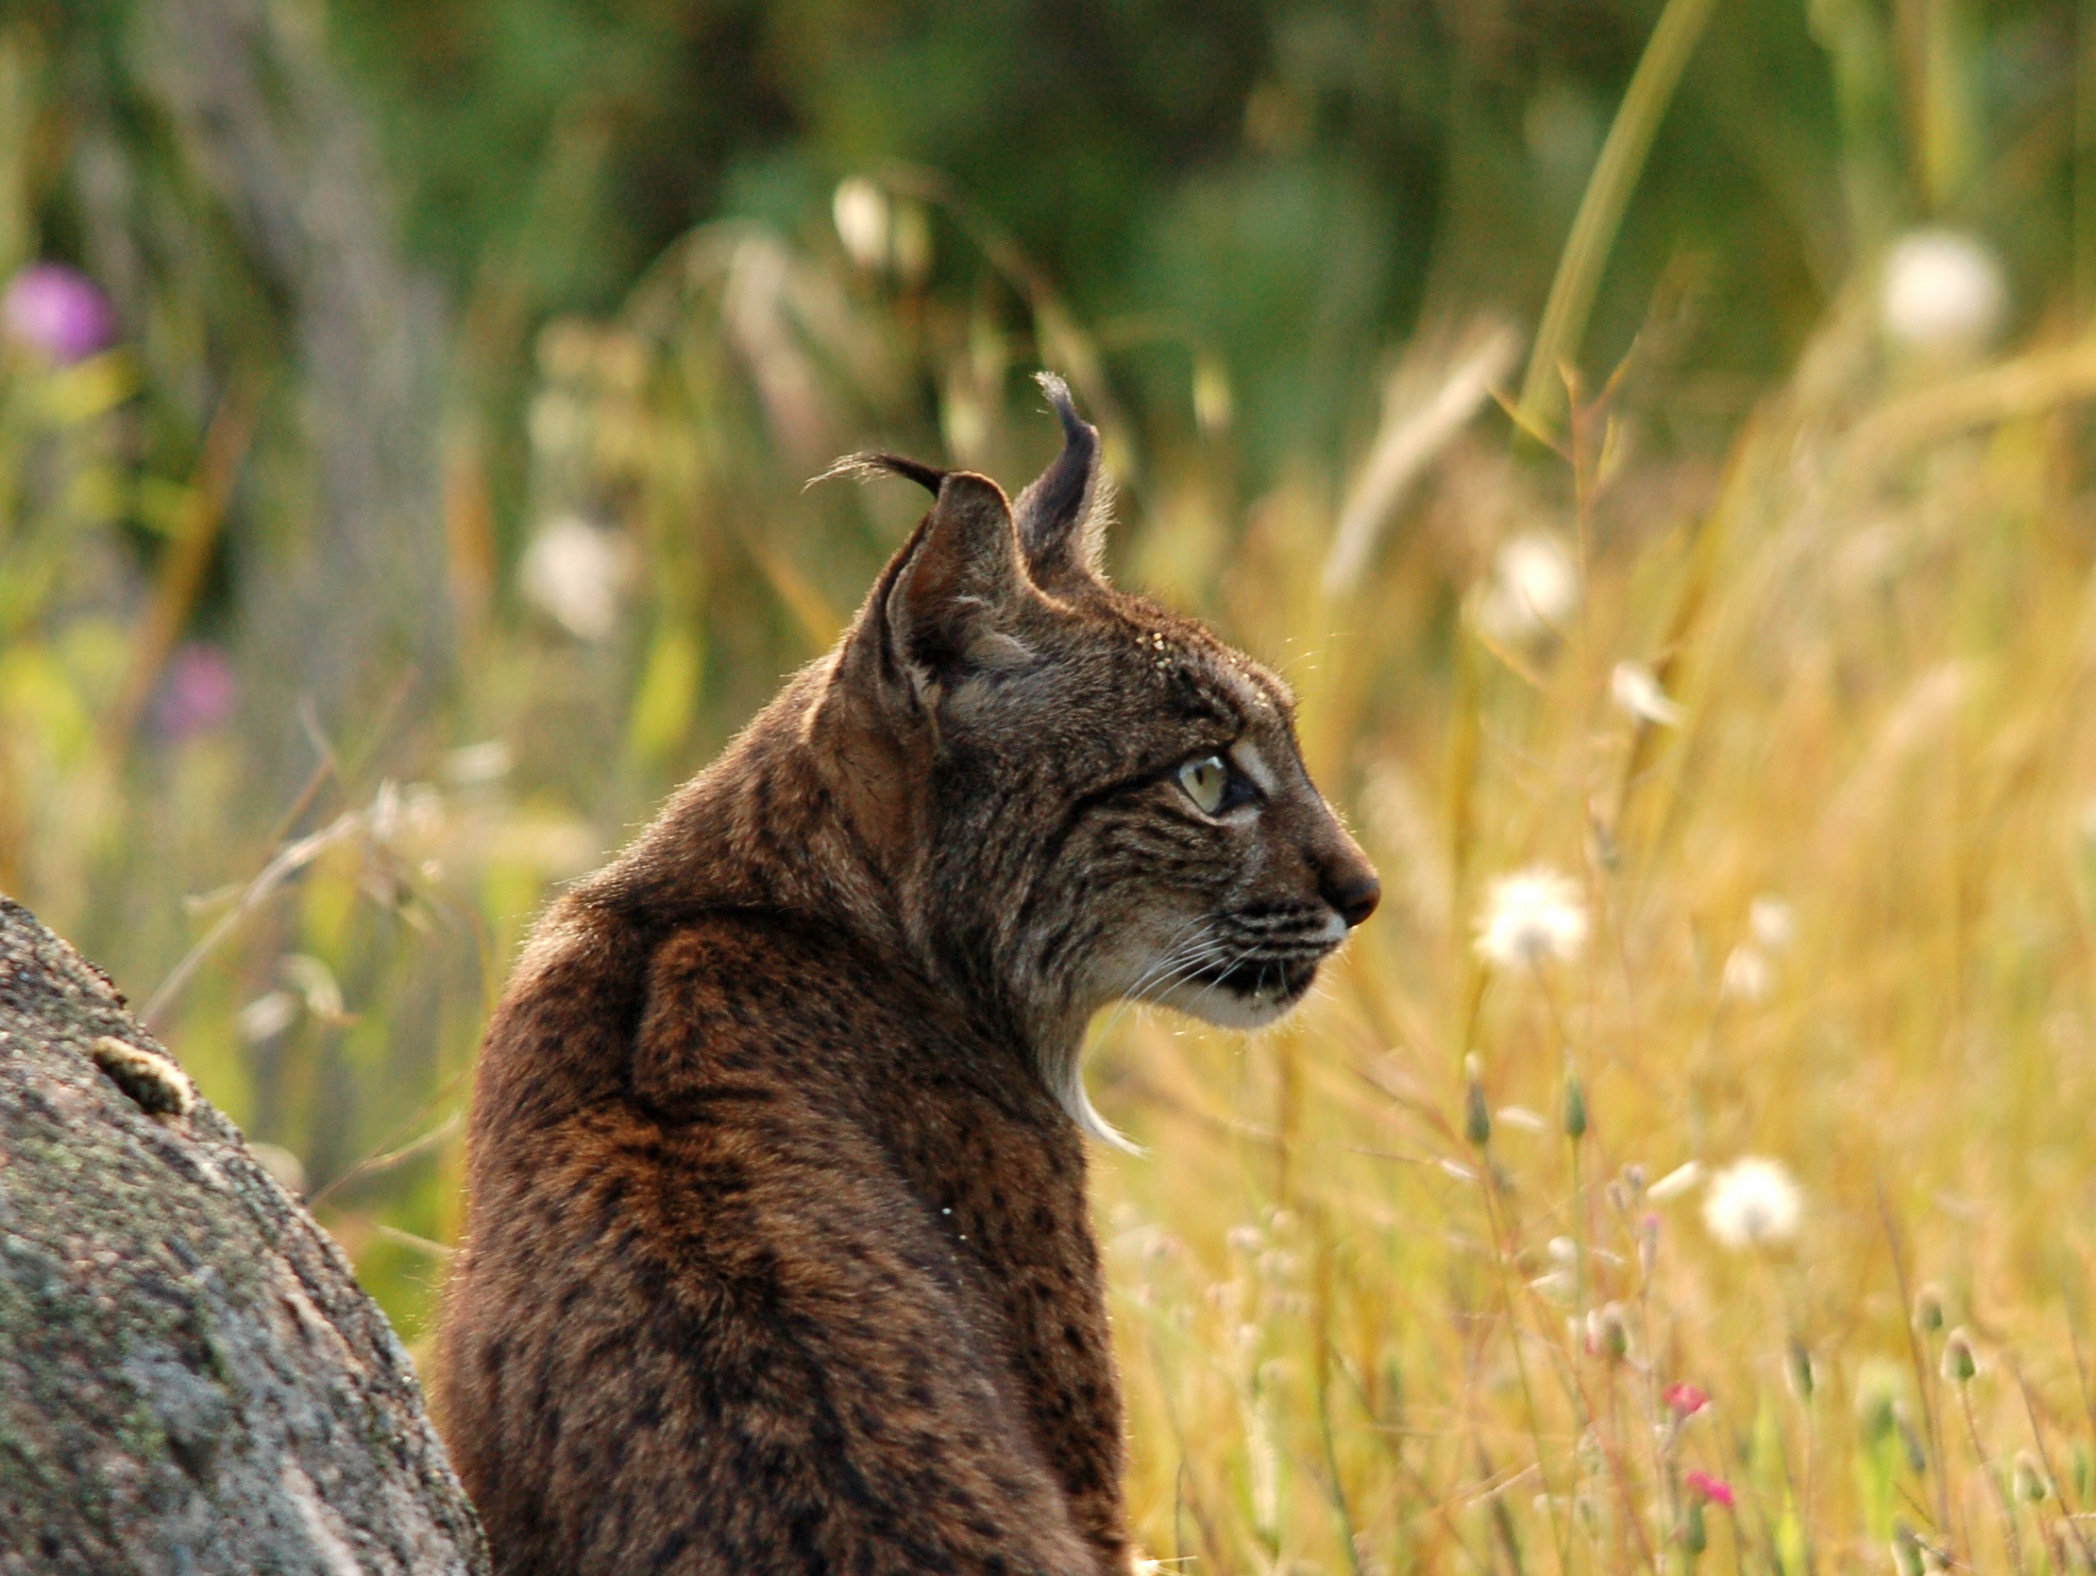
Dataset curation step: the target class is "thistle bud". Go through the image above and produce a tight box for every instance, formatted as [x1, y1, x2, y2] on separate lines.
[1586, 1302, 1631, 1363]
[1564, 1074, 1588, 1140]
[1683, 1496, 1707, 1556]
[1785, 1337, 1816, 1401]
[2012, 1451, 2049, 1503]
[1912, 1284, 1945, 1335]
[1853, 1359, 1899, 1442]
[1940, 1328, 1978, 1385]
[1464, 1054, 1491, 1148]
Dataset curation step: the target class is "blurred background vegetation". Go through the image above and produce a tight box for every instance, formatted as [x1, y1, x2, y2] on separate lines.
[8, 0, 2096, 1569]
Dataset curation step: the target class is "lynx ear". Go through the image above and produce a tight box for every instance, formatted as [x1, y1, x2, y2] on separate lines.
[879, 470, 1034, 702]
[1012, 372, 1108, 586]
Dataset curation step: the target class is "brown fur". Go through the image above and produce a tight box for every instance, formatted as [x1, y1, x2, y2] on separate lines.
[438, 376, 1378, 1575]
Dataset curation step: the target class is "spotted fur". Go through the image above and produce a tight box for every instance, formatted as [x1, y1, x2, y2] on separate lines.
[437, 375, 1379, 1575]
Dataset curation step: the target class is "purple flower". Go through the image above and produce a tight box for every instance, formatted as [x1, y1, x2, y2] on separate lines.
[4, 263, 119, 365]
[153, 644, 238, 742]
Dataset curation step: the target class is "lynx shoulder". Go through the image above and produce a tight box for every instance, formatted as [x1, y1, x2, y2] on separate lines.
[437, 376, 1379, 1575]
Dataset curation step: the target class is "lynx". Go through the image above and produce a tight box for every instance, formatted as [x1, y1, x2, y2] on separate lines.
[437, 376, 1380, 1575]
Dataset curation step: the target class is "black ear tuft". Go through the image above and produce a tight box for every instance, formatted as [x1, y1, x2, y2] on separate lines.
[1012, 371, 1106, 584]
[812, 451, 948, 496]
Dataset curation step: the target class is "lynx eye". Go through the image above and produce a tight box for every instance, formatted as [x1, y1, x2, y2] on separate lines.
[1176, 753, 1246, 816]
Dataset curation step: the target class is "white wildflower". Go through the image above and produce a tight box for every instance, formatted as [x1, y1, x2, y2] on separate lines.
[1645, 1160, 1704, 1202]
[1720, 945, 1773, 1004]
[1702, 1156, 1803, 1250]
[519, 514, 630, 642]
[832, 177, 890, 272]
[1473, 866, 1588, 970]
[1477, 532, 1579, 645]
[1748, 895, 1797, 953]
[444, 740, 514, 787]
[237, 990, 299, 1043]
[1609, 660, 1684, 726]
[1881, 229, 2007, 355]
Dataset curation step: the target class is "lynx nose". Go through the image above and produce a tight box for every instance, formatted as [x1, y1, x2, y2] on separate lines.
[1325, 872, 1381, 929]
[1319, 858, 1381, 929]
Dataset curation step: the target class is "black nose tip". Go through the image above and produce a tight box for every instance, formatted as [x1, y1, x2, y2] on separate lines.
[1323, 869, 1381, 929]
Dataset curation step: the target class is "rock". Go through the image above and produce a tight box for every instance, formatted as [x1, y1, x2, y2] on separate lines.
[0, 896, 488, 1575]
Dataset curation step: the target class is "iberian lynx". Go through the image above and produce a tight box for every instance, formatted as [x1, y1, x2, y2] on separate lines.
[438, 377, 1379, 1575]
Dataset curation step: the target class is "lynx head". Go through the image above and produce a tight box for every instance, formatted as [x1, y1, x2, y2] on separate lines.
[814, 375, 1378, 1136]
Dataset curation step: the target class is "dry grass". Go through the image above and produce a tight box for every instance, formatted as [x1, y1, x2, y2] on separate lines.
[11, 165, 2096, 1576]
[1089, 299, 2096, 1574]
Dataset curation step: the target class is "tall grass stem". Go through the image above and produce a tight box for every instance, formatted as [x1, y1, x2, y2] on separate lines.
[1517, 0, 1718, 432]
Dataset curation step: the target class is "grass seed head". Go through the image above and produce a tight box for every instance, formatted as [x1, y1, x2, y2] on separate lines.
[1609, 660, 1684, 726]
[1646, 1160, 1704, 1203]
[1720, 944, 1774, 1004]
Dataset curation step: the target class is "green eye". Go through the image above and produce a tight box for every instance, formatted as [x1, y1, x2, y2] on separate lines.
[1177, 754, 1233, 815]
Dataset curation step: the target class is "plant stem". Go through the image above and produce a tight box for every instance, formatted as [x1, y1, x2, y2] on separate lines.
[1959, 1381, 2024, 1575]
[1517, 0, 1720, 433]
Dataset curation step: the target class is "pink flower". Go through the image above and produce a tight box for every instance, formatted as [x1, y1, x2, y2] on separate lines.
[1665, 1382, 1710, 1418]
[1684, 1470, 1735, 1510]
[3, 263, 118, 365]
[152, 643, 238, 741]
